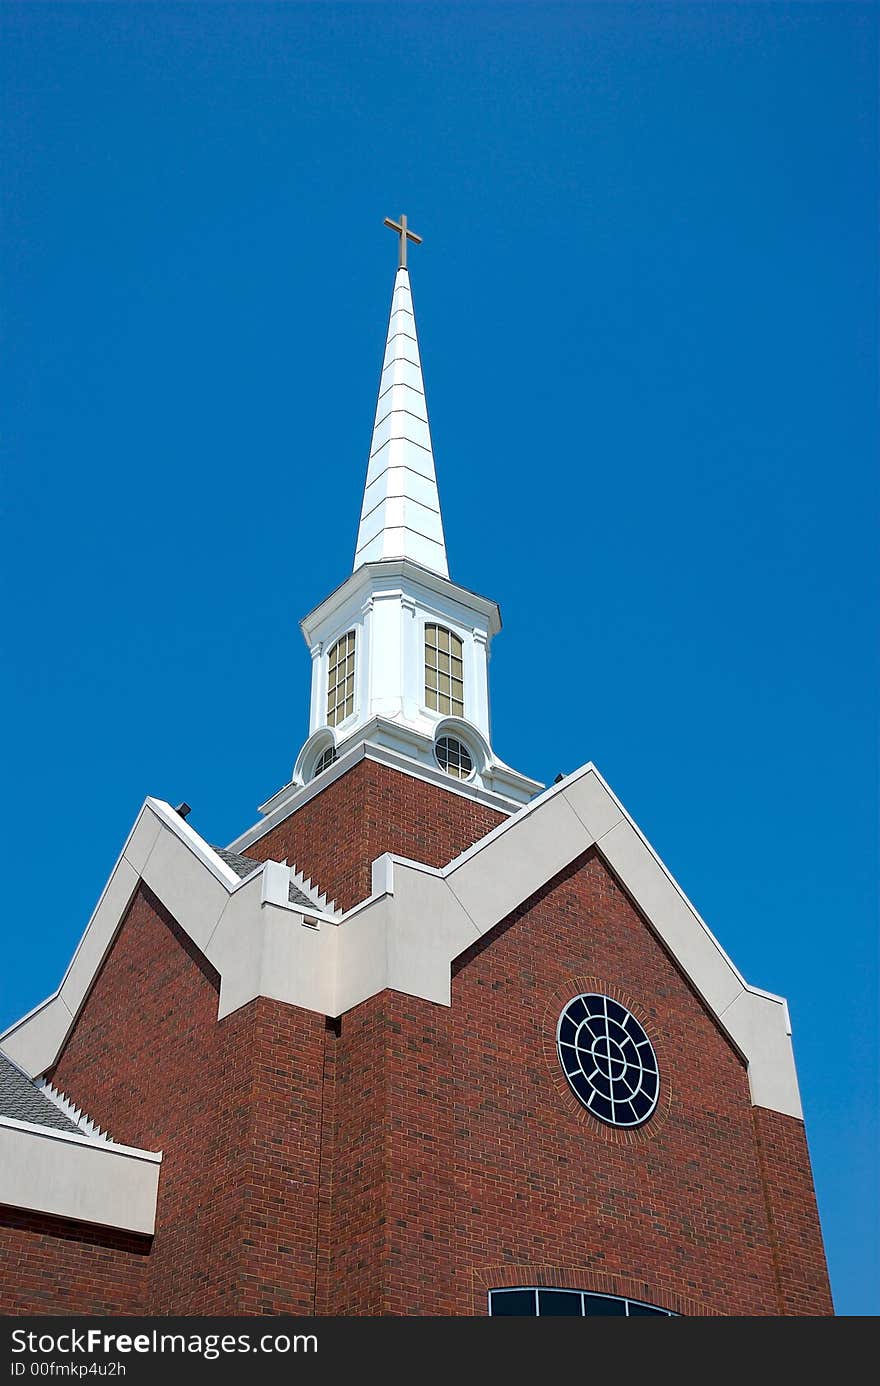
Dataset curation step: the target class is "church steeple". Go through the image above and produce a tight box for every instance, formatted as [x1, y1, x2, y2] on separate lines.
[271, 218, 543, 815]
[354, 222, 448, 577]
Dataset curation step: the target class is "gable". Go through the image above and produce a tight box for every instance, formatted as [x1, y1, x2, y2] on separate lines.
[452, 848, 752, 1125]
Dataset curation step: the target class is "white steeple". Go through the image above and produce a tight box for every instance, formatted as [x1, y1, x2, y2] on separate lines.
[267, 218, 543, 819]
[353, 265, 448, 577]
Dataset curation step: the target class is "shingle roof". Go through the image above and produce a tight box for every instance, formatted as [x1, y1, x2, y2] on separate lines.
[212, 846, 261, 879]
[211, 846, 321, 911]
[0, 1051, 81, 1134]
[288, 881, 318, 909]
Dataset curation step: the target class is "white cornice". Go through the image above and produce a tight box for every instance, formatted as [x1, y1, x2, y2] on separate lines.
[300, 559, 502, 644]
[0, 1113, 161, 1163]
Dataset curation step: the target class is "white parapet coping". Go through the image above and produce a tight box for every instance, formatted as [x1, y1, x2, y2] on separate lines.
[0, 1116, 161, 1236]
[1, 765, 803, 1121]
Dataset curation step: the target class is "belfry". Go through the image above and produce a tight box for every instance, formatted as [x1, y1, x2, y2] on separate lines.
[0, 222, 832, 1316]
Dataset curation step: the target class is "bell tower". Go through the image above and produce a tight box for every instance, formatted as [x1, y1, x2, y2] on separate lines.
[277, 218, 542, 814]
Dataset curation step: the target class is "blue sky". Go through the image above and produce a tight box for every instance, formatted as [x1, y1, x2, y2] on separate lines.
[1, 3, 876, 1315]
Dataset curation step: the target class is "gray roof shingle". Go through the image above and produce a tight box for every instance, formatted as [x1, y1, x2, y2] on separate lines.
[288, 881, 318, 910]
[212, 846, 322, 911]
[0, 1051, 81, 1134]
[211, 846, 262, 879]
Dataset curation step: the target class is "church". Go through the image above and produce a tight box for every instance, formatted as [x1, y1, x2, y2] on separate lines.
[0, 217, 832, 1316]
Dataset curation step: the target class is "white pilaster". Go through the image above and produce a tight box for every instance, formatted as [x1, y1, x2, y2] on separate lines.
[369, 590, 404, 720]
[308, 643, 323, 730]
[472, 629, 490, 734]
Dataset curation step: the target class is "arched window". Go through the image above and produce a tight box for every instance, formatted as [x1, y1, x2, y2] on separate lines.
[326, 632, 356, 727]
[425, 624, 464, 717]
[313, 746, 338, 778]
[488, 1289, 675, 1316]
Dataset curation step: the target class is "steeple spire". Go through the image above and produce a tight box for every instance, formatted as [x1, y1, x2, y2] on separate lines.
[353, 219, 448, 578]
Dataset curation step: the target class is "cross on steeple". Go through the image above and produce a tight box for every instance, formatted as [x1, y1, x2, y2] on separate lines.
[383, 213, 422, 269]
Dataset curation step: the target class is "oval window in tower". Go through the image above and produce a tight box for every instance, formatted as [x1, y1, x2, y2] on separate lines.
[434, 735, 473, 781]
[556, 993, 659, 1128]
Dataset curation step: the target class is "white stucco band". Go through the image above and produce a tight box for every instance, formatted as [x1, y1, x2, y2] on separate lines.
[1, 767, 803, 1121]
[0, 1117, 161, 1235]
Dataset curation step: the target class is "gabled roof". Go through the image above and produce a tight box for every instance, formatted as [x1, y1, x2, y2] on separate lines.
[0, 766, 803, 1120]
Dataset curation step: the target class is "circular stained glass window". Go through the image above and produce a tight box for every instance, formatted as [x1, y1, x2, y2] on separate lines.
[434, 735, 473, 780]
[556, 993, 659, 1127]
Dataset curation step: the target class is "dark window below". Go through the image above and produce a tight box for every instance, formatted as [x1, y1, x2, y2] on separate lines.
[489, 1288, 675, 1317]
[490, 1290, 537, 1316]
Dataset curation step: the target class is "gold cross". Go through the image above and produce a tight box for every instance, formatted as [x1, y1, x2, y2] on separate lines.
[384, 213, 423, 269]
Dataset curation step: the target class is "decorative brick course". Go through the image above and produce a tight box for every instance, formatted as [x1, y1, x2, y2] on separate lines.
[472, 1264, 714, 1317]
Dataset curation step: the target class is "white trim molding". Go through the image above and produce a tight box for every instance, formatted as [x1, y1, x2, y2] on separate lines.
[1, 766, 803, 1120]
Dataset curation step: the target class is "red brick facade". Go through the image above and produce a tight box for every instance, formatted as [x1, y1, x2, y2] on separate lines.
[0, 765, 833, 1315]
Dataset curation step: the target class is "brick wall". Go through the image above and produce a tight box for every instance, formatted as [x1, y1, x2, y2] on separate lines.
[0, 1209, 149, 1314]
[37, 885, 326, 1314]
[752, 1106, 834, 1315]
[319, 998, 389, 1315]
[242, 758, 505, 910]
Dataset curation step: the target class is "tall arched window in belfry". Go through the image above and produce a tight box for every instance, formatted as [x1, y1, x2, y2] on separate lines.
[425, 624, 464, 717]
[326, 631, 356, 726]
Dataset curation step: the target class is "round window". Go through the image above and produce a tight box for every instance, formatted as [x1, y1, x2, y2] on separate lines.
[434, 735, 473, 780]
[556, 993, 659, 1127]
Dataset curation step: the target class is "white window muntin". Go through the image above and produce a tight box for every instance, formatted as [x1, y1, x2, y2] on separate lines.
[434, 734, 474, 781]
[326, 630, 357, 728]
[422, 615, 468, 719]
